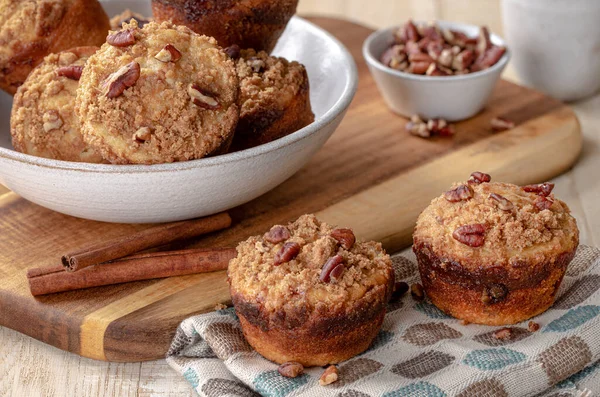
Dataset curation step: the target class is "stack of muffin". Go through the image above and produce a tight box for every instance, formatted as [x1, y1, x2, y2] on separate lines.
[2, 0, 314, 164]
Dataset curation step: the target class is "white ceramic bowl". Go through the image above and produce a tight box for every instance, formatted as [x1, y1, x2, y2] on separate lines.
[0, 3, 357, 223]
[363, 21, 509, 121]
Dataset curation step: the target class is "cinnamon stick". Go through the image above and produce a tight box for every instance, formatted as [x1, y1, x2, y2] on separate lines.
[29, 247, 236, 296]
[61, 212, 231, 272]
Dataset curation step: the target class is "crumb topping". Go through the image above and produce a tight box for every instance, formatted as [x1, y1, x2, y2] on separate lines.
[228, 214, 393, 314]
[414, 181, 579, 267]
[76, 20, 239, 164]
[236, 49, 308, 117]
[10, 47, 104, 162]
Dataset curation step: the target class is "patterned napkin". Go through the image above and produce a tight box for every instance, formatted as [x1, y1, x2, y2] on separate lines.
[166, 245, 600, 397]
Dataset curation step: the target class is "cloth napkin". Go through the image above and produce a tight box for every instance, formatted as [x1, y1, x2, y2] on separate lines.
[166, 245, 600, 397]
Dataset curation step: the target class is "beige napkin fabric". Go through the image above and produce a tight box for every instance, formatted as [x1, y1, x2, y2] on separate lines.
[167, 245, 600, 397]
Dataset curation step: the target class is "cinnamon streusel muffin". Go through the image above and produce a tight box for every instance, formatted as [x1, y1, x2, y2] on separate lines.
[413, 172, 579, 325]
[11, 47, 104, 163]
[151, 0, 298, 53]
[0, 0, 110, 95]
[76, 20, 239, 164]
[228, 214, 394, 367]
[231, 49, 314, 151]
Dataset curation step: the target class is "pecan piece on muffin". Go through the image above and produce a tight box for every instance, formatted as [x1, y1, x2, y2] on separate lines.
[230, 49, 315, 151]
[151, 0, 298, 53]
[228, 214, 394, 367]
[0, 0, 110, 95]
[76, 20, 239, 164]
[10, 47, 105, 163]
[413, 172, 579, 325]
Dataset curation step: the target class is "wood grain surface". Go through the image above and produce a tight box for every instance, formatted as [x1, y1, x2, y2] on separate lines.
[0, 17, 582, 363]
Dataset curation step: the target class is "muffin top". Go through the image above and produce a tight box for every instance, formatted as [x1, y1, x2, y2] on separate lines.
[228, 214, 393, 314]
[76, 20, 239, 164]
[11, 47, 104, 163]
[236, 49, 310, 117]
[414, 173, 579, 267]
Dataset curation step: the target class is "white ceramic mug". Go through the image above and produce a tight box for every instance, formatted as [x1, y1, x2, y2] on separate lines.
[502, 0, 600, 101]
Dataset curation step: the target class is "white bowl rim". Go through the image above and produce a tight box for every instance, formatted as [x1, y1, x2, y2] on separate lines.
[0, 16, 358, 174]
[362, 20, 510, 82]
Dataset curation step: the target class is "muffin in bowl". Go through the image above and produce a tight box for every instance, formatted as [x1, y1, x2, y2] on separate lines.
[228, 214, 394, 366]
[151, 0, 298, 53]
[0, 0, 110, 95]
[11, 47, 104, 163]
[231, 48, 314, 151]
[413, 172, 579, 325]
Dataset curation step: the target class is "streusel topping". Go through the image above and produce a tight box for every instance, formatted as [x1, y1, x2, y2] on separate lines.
[228, 214, 393, 313]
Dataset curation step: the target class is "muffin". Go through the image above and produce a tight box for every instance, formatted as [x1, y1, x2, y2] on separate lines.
[76, 20, 239, 164]
[151, 0, 298, 53]
[230, 49, 314, 151]
[228, 214, 394, 367]
[11, 47, 104, 163]
[110, 9, 152, 30]
[413, 172, 579, 325]
[0, 0, 110, 95]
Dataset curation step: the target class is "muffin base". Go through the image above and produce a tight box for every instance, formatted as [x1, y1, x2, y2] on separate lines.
[414, 242, 576, 325]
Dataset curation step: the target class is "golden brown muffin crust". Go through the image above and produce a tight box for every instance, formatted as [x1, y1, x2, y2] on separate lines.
[0, 0, 109, 94]
[76, 20, 239, 164]
[11, 46, 104, 163]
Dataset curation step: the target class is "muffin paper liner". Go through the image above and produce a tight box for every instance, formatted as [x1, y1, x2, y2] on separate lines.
[167, 245, 600, 397]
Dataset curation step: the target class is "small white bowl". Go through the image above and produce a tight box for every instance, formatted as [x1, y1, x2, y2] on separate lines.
[0, 8, 357, 223]
[362, 20, 510, 121]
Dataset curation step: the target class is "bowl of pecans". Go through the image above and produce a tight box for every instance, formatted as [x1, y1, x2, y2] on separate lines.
[362, 20, 509, 121]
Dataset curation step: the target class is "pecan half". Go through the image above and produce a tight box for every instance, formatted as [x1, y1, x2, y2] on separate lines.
[444, 184, 474, 202]
[278, 362, 304, 378]
[224, 44, 241, 60]
[472, 45, 506, 71]
[523, 183, 554, 196]
[411, 283, 425, 301]
[535, 196, 554, 211]
[468, 171, 491, 184]
[493, 327, 514, 341]
[155, 44, 182, 63]
[397, 19, 420, 42]
[273, 242, 300, 266]
[107, 29, 136, 47]
[481, 283, 508, 304]
[188, 84, 221, 110]
[56, 65, 83, 80]
[390, 281, 409, 302]
[105, 62, 140, 98]
[490, 117, 515, 132]
[489, 193, 514, 211]
[319, 365, 339, 386]
[330, 228, 356, 250]
[320, 255, 344, 283]
[453, 224, 486, 247]
[264, 225, 290, 244]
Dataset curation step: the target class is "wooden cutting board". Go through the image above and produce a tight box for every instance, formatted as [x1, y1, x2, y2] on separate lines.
[0, 17, 582, 362]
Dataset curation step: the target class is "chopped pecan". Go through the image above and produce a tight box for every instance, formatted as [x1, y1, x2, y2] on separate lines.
[490, 117, 515, 132]
[523, 183, 554, 196]
[56, 65, 83, 80]
[247, 57, 266, 73]
[105, 62, 140, 98]
[411, 283, 425, 301]
[381, 45, 407, 69]
[452, 49, 474, 71]
[408, 52, 434, 63]
[420, 23, 442, 41]
[426, 41, 444, 60]
[426, 63, 452, 76]
[476, 26, 492, 56]
[453, 224, 486, 247]
[273, 242, 301, 266]
[42, 111, 63, 132]
[404, 40, 421, 55]
[493, 327, 514, 341]
[155, 44, 182, 63]
[528, 321, 540, 332]
[107, 29, 136, 47]
[444, 184, 474, 202]
[472, 45, 506, 71]
[397, 19, 420, 42]
[320, 255, 344, 283]
[535, 196, 554, 211]
[408, 61, 431, 75]
[278, 362, 304, 378]
[489, 193, 514, 211]
[390, 281, 409, 302]
[482, 283, 508, 304]
[330, 228, 355, 250]
[224, 44, 241, 60]
[468, 171, 491, 184]
[437, 48, 454, 68]
[132, 127, 152, 143]
[406, 120, 430, 137]
[264, 225, 290, 244]
[319, 365, 339, 386]
[427, 119, 455, 136]
[188, 84, 221, 110]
